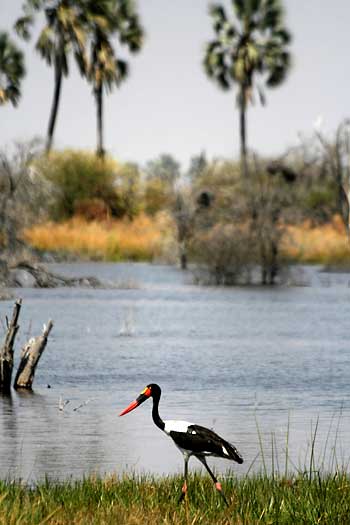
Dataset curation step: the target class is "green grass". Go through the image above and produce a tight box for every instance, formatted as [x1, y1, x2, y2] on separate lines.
[1, 471, 350, 524]
[0, 415, 348, 524]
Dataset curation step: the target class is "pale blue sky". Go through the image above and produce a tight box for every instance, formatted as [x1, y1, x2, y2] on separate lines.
[1, 0, 350, 169]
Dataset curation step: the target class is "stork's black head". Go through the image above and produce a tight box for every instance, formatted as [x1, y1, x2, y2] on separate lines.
[146, 383, 161, 399]
[119, 383, 161, 416]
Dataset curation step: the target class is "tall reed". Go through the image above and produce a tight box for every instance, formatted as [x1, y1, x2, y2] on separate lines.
[24, 214, 350, 265]
[23, 213, 174, 262]
[283, 216, 350, 265]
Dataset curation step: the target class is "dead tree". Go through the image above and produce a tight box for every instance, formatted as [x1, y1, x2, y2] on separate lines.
[14, 320, 53, 390]
[0, 299, 22, 392]
[315, 120, 350, 235]
[172, 192, 196, 270]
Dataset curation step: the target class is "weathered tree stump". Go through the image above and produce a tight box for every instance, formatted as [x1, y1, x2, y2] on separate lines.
[0, 299, 22, 392]
[14, 320, 53, 390]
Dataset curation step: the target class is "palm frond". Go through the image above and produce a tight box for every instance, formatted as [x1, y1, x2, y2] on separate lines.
[250, 0, 263, 12]
[71, 24, 87, 50]
[57, 5, 75, 30]
[4, 84, 21, 106]
[246, 41, 259, 65]
[233, 58, 246, 82]
[60, 49, 69, 76]
[265, 49, 290, 87]
[260, 3, 283, 30]
[226, 25, 237, 39]
[209, 3, 228, 32]
[26, 0, 45, 9]
[206, 40, 222, 56]
[35, 27, 55, 63]
[232, 0, 245, 19]
[45, 7, 57, 27]
[203, 44, 225, 73]
[0, 31, 25, 107]
[209, 3, 227, 21]
[115, 58, 128, 84]
[88, 14, 110, 32]
[272, 28, 292, 45]
[266, 65, 284, 86]
[74, 49, 88, 76]
[217, 72, 231, 90]
[14, 15, 34, 41]
[119, 15, 144, 51]
[118, 0, 135, 20]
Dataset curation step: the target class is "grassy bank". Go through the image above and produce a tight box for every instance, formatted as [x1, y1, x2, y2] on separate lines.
[1, 471, 350, 524]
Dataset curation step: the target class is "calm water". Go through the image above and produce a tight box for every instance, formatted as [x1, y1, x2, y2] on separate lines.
[1, 262, 350, 482]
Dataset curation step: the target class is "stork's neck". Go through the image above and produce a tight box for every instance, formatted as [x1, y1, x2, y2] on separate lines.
[151, 394, 165, 431]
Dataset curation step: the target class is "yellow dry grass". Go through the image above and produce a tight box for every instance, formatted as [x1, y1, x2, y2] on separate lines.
[283, 215, 350, 265]
[23, 213, 174, 262]
[24, 214, 350, 266]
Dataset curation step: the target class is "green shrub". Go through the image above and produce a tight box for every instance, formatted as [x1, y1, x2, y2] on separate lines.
[35, 150, 125, 221]
[114, 162, 142, 220]
[143, 177, 174, 216]
[301, 183, 337, 222]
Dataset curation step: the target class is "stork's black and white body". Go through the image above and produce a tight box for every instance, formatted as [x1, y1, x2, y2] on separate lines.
[119, 383, 243, 505]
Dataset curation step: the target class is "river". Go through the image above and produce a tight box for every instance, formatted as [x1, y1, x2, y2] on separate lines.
[0, 262, 349, 482]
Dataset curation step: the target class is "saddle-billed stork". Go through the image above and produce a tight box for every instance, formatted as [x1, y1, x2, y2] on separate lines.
[119, 383, 243, 505]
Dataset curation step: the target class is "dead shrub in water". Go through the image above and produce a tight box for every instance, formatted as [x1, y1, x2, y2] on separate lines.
[191, 160, 296, 285]
[192, 222, 254, 284]
[247, 165, 295, 284]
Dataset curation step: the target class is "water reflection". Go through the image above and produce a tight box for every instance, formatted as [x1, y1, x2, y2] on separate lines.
[0, 392, 18, 478]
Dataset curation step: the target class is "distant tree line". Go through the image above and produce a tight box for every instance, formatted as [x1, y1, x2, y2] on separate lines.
[1, 1, 349, 286]
[1, 117, 349, 285]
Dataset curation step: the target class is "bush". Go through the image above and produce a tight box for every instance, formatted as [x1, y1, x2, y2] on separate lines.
[143, 177, 174, 216]
[301, 183, 337, 223]
[35, 150, 124, 221]
[114, 162, 142, 220]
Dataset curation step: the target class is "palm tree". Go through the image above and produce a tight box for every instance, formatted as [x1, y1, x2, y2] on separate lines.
[15, 0, 89, 154]
[0, 32, 25, 107]
[204, 0, 291, 177]
[83, 0, 144, 157]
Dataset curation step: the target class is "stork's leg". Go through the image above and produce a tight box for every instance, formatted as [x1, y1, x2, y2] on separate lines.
[197, 456, 229, 507]
[178, 453, 190, 503]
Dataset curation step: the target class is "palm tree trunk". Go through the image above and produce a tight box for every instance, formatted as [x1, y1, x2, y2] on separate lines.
[46, 60, 63, 154]
[239, 84, 248, 178]
[96, 83, 104, 158]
